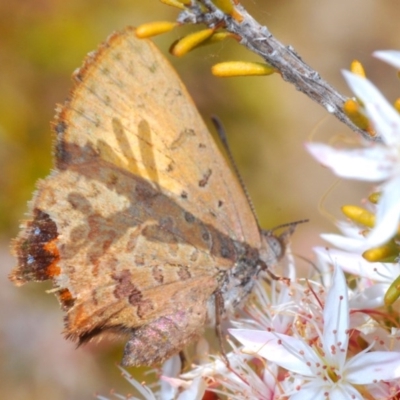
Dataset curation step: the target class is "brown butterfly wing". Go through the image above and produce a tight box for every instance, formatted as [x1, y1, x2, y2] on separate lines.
[10, 27, 261, 364]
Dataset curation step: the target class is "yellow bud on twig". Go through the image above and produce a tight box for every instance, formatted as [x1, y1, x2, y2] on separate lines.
[211, 0, 243, 21]
[170, 28, 215, 57]
[205, 31, 240, 44]
[187, 32, 240, 50]
[212, 61, 276, 77]
[136, 21, 178, 38]
[212, 0, 234, 14]
[160, 0, 190, 9]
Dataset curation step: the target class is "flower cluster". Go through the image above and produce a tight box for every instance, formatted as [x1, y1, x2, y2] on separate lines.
[308, 51, 400, 251]
[99, 51, 400, 400]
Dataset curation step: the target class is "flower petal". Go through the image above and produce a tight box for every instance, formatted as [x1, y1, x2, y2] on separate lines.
[117, 366, 157, 400]
[342, 70, 400, 146]
[346, 351, 400, 383]
[320, 233, 367, 252]
[329, 384, 364, 400]
[229, 329, 316, 376]
[290, 382, 327, 399]
[160, 355, 181, 399]
[367, 176, 400, 246]
[374, 50, 400, 69]
[323, 266, 349, 367]
[336, 220, 366, 239]
[177, 377, 206, 400]
[306, 142, 393, 181]
[314, 247, 394, 282]
[349, 283, 388, 309]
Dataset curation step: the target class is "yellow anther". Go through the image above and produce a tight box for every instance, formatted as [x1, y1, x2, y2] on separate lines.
[160, 0, 190, 9]
[136, 21, 178, 38]
[350, 60, 366, 78]
[385, 275, 400, 305]
[170, 28, 215, 57]
[394, 98, 400, 113]
[341, 205, 375, 228]
[343, 99, 373, 133]
[212, 61, 276, 77]
[362, 243, 399, 262]
[368, 192, 381, 204]
[343, 98, 362, 114]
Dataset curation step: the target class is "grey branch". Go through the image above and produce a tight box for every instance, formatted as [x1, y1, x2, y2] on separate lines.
[177, 0, 373, 140]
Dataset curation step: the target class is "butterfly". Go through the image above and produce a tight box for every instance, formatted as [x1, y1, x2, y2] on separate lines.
[10, 26, 285, 366]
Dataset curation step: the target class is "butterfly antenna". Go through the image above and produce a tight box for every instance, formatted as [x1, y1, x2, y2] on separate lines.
[211, 116, 259, 225]
[271, 219, 309, 233]
[270, 219, 309, 246]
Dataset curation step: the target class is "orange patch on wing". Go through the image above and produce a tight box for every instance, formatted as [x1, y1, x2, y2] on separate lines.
[58, 288, 75, 310]
[43, 239, 61, 277]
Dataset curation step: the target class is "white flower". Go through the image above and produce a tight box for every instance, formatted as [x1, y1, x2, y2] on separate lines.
[314, 246, 400, 308]
[306, 50, 400, 247]
[320, 220, 374, 252]
[97, 356, 206, 400]
[97, 366, 157, 400]
[230, 266, 400, 399]
[183, 346, 284, 400]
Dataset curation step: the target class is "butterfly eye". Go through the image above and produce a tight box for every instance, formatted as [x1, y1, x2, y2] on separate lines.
[261, 232, 284, 260]
[270, 236, 284, 259]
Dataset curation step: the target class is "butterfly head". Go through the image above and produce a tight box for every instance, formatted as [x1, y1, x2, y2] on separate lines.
[259, 219, 307, 268]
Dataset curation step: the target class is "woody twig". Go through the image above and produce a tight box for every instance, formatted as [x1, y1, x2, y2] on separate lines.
[171, 0, 373, 141]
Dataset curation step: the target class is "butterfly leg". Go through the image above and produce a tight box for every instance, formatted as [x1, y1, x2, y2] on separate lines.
[215, 291, 230, 367]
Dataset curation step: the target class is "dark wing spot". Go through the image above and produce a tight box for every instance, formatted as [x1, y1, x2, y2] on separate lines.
[159, 216, 174, 230]
[213, 233, 236, 260]
[201, 229, 211, 242]
[220, 244, 232, 258]
[113, 51, 122, 61]
[137, 300, 154, 319]
[135, 182, 159, 203]
[170, 128, 196, 150]
[152, 265, 164, 284]
[112, 270, 143, 306]
[198, 169, 212, 188]
[103, 95, 111, 106]
[177, 265, 191, 280]
[101, 66, 111, 76]
[184, 211, 195, 224]
[54, 120, 67, 135]
[10, 209, 60, 284]
[68, 192, 92, 214]
[135, 255, 145, 266]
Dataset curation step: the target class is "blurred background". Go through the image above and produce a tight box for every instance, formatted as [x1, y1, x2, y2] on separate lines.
[1, 1, 399, 398]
